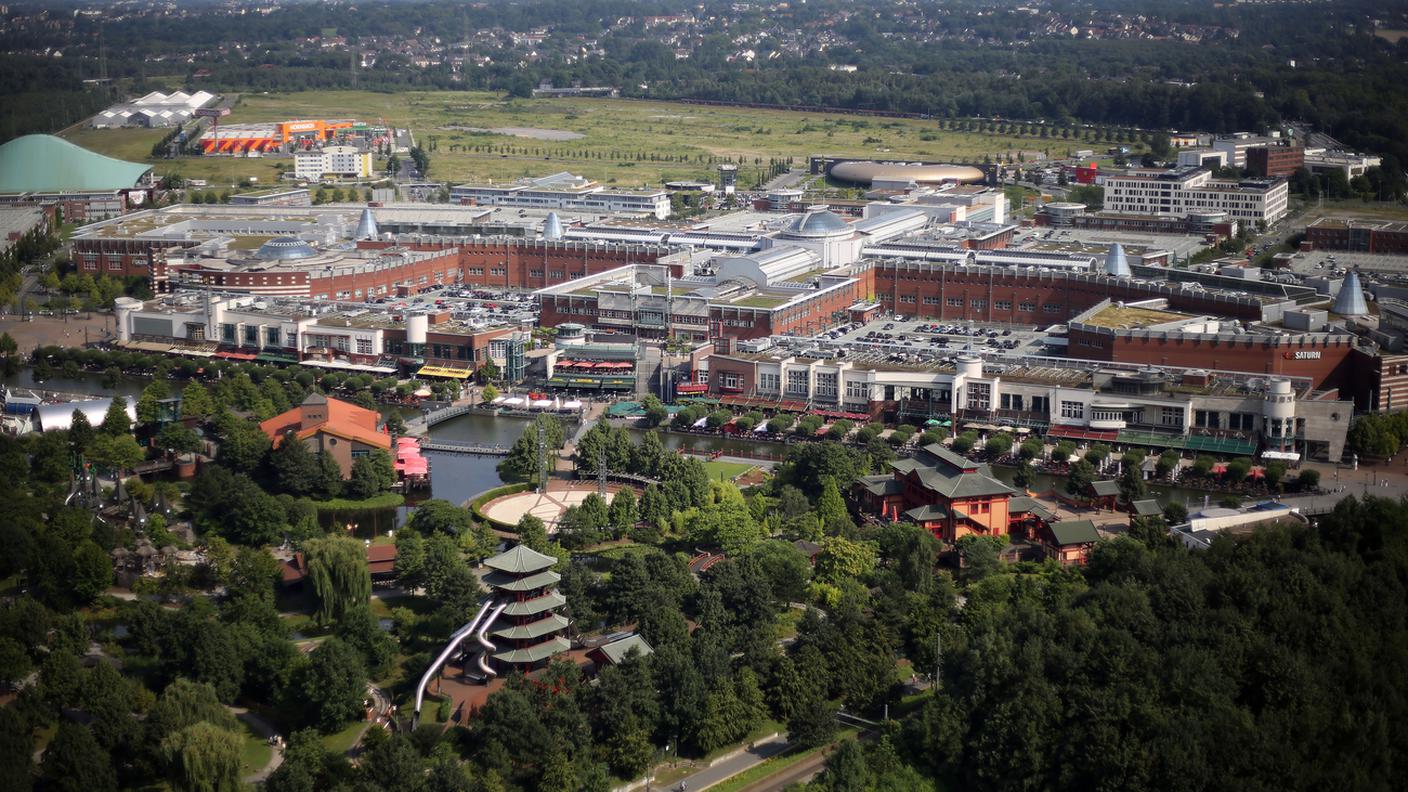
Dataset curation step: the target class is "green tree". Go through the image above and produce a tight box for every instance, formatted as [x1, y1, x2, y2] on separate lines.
[289, 639, 367, 732]
[393, 530, 427, 592]
[136, 380, 171, 427]
[303, 536, 371, 625]
[607, 488, 639, 537]
[407, 499, 472, 536]
[816, 477, 854, 535]
[1118, 462, 1147, 503]
[71, 540, 113, 604]
[181, 381, 215, 421]
[161, 722, 243, 792]
[345, 449, 395, 499]
[1066, 459, 1096, 497]
[156, 423, 203, 456]
[42, 722, 116, 792]
[89, 433, 145, 474]
[815, 535, 878, 584]
[66, 405, 95, 450]
[99, 396, 132, 437]
[954, 534, 1005, 582]
[270, 432, 323, 497]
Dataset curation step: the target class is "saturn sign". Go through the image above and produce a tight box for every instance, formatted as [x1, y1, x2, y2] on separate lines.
[1283, 350, 1321, 360]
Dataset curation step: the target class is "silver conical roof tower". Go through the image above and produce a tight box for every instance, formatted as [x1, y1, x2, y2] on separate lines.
[1104, 243, 1132, 277]
[543, 211, 563, 241]
[355, 207, 379, 240]
[1332, 270, 1368, 316]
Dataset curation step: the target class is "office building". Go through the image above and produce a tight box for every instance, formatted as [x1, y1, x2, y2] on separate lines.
[451, 172, 671, 219]
[1102, 168, 1288, 225]
[294, 146, 373, 181]
[1246, 144, 1305, 178]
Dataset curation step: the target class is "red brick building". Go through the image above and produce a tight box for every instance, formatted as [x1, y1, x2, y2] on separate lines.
[1305, 218, 1408, 255]
[865, 264, 1266, 324]
[1246, 145, 1305, 179]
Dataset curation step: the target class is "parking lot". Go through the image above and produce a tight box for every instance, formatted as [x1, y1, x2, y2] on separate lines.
[370, 285, 538, 326]
[1285, 249, 1408, 277]
[798, 316, 1052, 364]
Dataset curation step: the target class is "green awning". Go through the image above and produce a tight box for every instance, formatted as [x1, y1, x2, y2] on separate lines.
[925, 419, 943, 427]
[256, 352, 299, 364]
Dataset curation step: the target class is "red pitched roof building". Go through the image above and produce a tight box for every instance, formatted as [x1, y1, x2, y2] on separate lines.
[259, 392, 391, 478]
[853, 443, 1053, 543]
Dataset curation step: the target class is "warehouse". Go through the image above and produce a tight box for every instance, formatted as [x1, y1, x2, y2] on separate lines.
[91, 90, 218, 128]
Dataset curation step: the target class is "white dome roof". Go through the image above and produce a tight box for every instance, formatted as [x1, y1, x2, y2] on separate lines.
[782, 210, 851, 239]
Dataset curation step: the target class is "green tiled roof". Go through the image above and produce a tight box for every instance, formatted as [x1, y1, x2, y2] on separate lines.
[595, 634, 654, 665]
[1090, 480, 1122, 497]
[0, 135, 152, 193]
[1009, 496, 1056, 521]
[493, 636, 571, 664]
[1048, 519, 1100, 546]
[857, 475, 903, 496]
[484, 569, 560, 592]
[502, 591, 566, 617]
[903, 504, 949, 522]
[493, 613, 570, 641]
[485, 544, 558, 574]
[1131, 498, 1162, 517]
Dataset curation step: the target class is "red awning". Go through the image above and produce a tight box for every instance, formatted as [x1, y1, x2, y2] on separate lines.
[676, 383, 708, 394]
[1046, 426, 1118, 442]
[816, 409, 868, 421]
[215, 351, 258, 361]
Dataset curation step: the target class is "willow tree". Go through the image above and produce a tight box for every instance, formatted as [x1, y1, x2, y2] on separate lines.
[304, 536, 370, 625]
[161, 721, 243, 792]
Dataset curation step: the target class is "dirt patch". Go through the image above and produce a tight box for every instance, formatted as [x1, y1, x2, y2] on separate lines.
[441, 125, 583, 141]
[0, 312, 114, 349]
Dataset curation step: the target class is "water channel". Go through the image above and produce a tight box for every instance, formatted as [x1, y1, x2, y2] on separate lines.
[6, 369, 1221, 529]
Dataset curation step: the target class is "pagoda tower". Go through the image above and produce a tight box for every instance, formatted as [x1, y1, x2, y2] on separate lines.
[481, 544, 570, 672]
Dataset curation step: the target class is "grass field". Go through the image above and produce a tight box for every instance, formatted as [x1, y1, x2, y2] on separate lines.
[702, 459, 756, 481]
[239, 720, 274, 777]
[62, 89, 1068, 190]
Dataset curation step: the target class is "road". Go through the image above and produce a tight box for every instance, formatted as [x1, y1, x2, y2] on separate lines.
[666, 737, 791, 791]
[735, 748, 829, 792]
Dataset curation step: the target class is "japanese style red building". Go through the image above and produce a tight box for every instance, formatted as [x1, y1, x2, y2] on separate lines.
[853, 443, 1052, 543]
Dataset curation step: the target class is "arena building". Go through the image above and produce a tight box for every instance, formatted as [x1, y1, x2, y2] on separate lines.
[0, 135, 156, 221]
[703, 346, 1351, 462]
[113, 291, 525, 378]
[811, 156, 993, 187]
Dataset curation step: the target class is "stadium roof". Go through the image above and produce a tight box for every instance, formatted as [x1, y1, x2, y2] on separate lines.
[0, 135, 152, 194]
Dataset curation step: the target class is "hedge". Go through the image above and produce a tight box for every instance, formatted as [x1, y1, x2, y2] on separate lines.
[468, 482, 532, 530]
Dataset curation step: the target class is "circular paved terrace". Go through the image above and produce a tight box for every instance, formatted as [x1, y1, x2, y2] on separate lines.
[479, 481, 623, 531]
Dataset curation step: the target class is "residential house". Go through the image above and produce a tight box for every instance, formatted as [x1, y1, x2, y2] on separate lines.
[259, 393, 391, 478]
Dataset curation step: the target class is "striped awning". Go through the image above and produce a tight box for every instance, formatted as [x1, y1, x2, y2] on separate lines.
[416, 365, 473, 379]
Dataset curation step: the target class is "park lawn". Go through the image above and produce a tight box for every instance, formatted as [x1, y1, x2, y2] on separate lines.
[702, 460, 756, 481]
[320, 720, 366, 756]
[64, 89, 1065, 190]
[239, 720, 274, 776]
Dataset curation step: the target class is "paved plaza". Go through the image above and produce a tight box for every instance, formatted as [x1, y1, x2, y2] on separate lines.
[480, 480, 621, 530]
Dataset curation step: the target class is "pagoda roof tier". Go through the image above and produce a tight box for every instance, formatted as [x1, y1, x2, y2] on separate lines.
[492, 636, 571, 664]
[485, 544, 558, 574]
[493, 613, 570, 641]
[502, 591, 567, 617]
[484, 569, 561, 592]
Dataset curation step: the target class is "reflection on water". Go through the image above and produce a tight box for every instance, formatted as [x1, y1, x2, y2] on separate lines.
[988, 465, 1214, 509]
[3, 369, 148, 400]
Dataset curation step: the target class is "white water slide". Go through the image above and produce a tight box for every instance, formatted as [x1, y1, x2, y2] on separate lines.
[413, 598, 497, 724]
[475, 602, 507, 678]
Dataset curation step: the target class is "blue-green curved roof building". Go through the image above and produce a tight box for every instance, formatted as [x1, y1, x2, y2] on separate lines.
[0, 134, 152, 194]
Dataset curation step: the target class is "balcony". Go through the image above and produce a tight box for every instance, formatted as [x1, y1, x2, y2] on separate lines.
[1088, 418, 1128, 430]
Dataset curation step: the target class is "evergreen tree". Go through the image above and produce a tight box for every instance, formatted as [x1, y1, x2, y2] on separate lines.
[99, 397, 132, 437]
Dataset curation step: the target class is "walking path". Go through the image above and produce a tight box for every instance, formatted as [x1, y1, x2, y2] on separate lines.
[232, 707, 284, 783]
